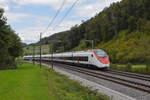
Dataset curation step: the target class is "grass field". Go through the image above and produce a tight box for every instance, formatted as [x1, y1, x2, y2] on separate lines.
[0, 63, 108, 100]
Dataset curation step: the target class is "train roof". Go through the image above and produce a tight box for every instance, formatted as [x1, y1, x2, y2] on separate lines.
[24, 49, 105, 57]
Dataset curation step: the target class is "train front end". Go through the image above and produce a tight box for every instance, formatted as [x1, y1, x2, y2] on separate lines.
[93, 49, 110, 68]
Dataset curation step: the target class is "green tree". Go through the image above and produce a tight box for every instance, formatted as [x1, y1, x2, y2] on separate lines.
[0, 8, 22, 69]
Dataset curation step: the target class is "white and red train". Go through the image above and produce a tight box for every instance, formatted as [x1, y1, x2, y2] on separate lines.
[24, 49, 110, 68]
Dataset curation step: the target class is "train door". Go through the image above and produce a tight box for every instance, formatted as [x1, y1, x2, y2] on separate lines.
[89, 54, 95, 65]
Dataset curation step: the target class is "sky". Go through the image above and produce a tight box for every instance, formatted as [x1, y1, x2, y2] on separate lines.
[0, 0, 121, 44]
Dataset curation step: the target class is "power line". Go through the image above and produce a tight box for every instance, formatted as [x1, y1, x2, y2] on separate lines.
[43, 0, 66, 34]
[53, 0, 79, 30]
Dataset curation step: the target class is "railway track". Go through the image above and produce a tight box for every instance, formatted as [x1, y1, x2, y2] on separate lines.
[31, 60, 150, 94]
[50, 63, 150, 94]
[106, 70, 150, 82]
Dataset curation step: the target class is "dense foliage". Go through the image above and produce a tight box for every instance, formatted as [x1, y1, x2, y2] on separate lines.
[38, 0, 150, 64]
[0, 8, 22, 68]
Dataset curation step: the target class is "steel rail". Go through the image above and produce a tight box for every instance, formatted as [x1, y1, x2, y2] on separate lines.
[32, 60, 150, 93]
[105, 70, 150, 82]
[53, 63, 150, 93]
[110, 69, 150, 79]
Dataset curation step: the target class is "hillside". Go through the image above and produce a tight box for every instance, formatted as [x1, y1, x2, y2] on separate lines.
[28, 0, 150, 64]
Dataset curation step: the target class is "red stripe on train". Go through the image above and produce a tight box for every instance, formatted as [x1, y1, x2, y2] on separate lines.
[93, 51, 109, 64]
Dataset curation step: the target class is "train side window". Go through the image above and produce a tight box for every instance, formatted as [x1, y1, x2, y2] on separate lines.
[91, 55, 93, 57]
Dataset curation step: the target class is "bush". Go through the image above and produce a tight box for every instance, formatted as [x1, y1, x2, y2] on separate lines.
[125, 63, 132, 72]
[146, 62, 150, 73]
[110, 63, 118, 70]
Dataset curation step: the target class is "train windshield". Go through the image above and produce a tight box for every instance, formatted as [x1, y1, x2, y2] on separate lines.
[94, 50, 107, 58]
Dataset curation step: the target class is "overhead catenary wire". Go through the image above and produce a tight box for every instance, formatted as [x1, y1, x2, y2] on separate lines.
[53, 0, 80, 30]
[39, 0, 66, 67]
[43, 0, 66, 34]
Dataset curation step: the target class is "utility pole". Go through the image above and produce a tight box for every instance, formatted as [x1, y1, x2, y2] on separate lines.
[85, 40, 94, 50]
[49, 44, 51, 54]
[40, 32, 42, 68]
[91, 40, 94, 50]
[51, 46, 53, 70]
[49, 40, 62, 70]
[32, 45, 35, 65]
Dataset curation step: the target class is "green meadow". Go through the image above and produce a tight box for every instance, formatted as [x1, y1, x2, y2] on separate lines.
[0, 63, 108, 100]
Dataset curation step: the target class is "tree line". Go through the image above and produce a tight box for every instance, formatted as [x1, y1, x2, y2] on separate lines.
[0, 8, 22, 69]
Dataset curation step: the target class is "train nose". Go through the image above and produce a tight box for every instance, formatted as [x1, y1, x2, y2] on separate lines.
[98, 56, 109, 64]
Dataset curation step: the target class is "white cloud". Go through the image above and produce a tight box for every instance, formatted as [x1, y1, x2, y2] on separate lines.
[57, 20, 81, 29]
[12, 0, 85, 10]
[74, 0, 122, 18]
[18, 26, 44, 44]
[17, 19, 81, 44]
[4, 12, 30, 23]
[46, 20, 81, 35]
[0, 0, 9, 11]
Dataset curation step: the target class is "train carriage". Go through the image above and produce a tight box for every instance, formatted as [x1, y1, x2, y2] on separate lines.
[24, 49, 110, 68]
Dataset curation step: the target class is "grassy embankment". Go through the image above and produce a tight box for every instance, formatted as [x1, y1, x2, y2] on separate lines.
[0, 63, 108, 100]
[111, 64, 150, 75]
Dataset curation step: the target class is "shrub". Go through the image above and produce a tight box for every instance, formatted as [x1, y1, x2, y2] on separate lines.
[110, 63, 117, 69]
[146, 62, 150, 74]
[125, 63, 132, 72]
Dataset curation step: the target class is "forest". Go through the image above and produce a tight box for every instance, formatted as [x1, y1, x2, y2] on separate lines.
[0, 8, 22, 69]
[37, 0, 150, 64]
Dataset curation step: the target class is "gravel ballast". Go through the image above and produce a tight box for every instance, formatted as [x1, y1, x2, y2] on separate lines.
[25, 61, 150, 100]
